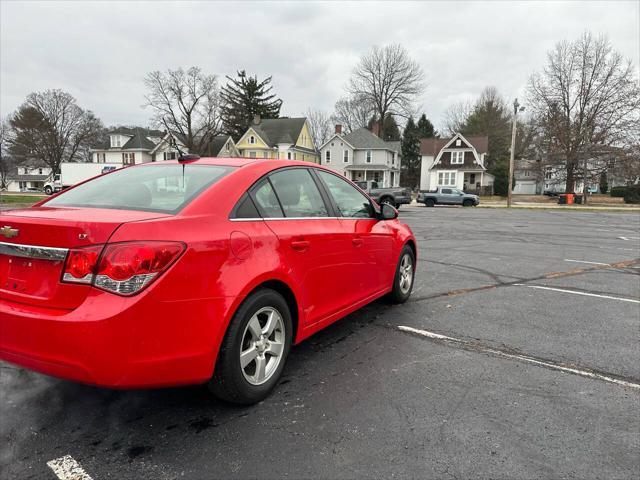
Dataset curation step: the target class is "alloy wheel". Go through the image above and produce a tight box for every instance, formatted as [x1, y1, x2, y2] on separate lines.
[240, 306, 285, 385]
[398, 253, 413, 294]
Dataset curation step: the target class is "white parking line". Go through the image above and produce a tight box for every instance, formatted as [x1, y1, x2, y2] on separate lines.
[397, 326, 640, 390]
[47, 455, 93, 480]
[515, 284, 640, 304]
[619, 236, 640, 241]
[564, 259, 610, 266]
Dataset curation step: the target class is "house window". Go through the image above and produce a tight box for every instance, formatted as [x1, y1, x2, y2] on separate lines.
[524, 170, 530, 177]
[545, 167, 553, 180]
[122, 152, 135, 165]
[451, 151, 464, 164]
[163, 152, 176, 160]
[262, 151, 269, 158]
[456, 139, 461, 146]
[392, 152, 396, 165]
[249, 136, 256, 144]
[343, 150, 349, 163]
[96, 153, 106, 163]
[287, 152, 292, 160]
[366, 150, 372, 163]
[111, 135, 122, 148]
[249, 151, 256, 158]
[438, 171, 456, 186]
[325, 151, 331, 163]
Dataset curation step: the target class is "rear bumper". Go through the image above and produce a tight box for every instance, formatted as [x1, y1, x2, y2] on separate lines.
[0, 289, 231, 388]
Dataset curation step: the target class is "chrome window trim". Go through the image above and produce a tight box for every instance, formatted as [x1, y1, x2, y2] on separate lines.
[0, 241, 68, 261]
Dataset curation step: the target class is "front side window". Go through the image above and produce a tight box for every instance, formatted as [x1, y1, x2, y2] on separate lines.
[317, 170, 373, 218]
[269, 169, 328, 217]
[45, 164, 233, 213]
[451, 151, 464, 164]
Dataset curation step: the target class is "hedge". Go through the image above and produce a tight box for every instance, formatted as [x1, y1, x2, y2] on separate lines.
[623, 185, 640, 204]
[610, 186, 628, 197]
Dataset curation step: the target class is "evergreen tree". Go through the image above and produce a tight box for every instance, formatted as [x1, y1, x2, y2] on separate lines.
[599, 171, 608, 194]
[400, 117, 420, 189]
[416, 114, 438, 138]
[367, 114, 401, 141]
[220, 71, 282, 140]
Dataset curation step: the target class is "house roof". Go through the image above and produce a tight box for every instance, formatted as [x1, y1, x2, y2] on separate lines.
[208, 135, 232, 156]
[343, 128, 391, 150]
[420, 135, 489, 156]
[94, 127, 165, 150]
[251, 118, 308, 147]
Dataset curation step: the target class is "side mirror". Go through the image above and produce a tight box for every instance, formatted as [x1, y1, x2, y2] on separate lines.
[379, 203, 398, 220]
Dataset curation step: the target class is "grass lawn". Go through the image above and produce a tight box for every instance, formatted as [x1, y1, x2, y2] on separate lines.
[0, 194, 46, 204]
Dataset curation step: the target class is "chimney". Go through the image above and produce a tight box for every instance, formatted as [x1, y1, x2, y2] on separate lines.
[253, 114, 261, 125]
[335, 124, 343, 135]
[371, 121, 380, 138]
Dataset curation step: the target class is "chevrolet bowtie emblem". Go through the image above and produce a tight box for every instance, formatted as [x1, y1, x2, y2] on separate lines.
[1, 226, 19, 239]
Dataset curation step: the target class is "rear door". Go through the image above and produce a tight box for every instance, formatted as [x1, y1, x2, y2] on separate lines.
[250, 168, 351, 327]
[315, 170, 395, 299]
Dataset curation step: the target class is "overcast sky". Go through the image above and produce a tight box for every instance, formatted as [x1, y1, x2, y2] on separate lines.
[1, 1, 638, 132]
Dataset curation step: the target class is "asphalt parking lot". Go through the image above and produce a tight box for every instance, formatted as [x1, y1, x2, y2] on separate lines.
[1, 206, 639, 479]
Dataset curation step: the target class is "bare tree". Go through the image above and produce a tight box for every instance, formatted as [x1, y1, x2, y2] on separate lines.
[331, 95, 373, 133]
[442, 100, 473, 136]
[144, 67, 221, 155]
[346, 44, 425, 126]
[528, 32, 640, 193]
[305, 108, 333, 148]
[0, 118, 14, 189]
[8, 90, 103, 174]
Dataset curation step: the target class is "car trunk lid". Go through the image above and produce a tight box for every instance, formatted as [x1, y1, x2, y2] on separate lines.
[0, 207, 170, 309]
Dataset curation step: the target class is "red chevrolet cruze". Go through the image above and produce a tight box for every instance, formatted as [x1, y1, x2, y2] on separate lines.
[0, 158, 416, 404]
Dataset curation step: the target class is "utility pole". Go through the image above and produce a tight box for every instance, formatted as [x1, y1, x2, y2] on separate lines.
[507, 99, 524, 207]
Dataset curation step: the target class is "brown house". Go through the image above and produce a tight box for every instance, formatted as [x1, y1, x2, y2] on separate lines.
[419, 133, 494, 193]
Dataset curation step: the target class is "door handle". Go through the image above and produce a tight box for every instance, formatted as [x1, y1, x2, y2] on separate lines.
[290, 239, 310, 251]
[352, 236, 364, 247]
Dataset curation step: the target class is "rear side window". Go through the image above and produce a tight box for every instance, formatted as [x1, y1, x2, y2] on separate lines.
[269, 169, 329, 218]
[46, 164, 234, 213]
[316, 170, 374, 218]
[233, 193, 261, 219]
[441, 188, 452, 194]
[252, 180, 284, 218]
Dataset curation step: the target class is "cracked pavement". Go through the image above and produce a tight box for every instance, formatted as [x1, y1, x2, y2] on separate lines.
[1, 207, 639, 479]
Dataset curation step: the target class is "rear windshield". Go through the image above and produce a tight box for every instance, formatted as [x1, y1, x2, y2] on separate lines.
[45, 164, 234, 213]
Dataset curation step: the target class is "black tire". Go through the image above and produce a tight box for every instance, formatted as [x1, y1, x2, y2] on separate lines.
[208, 289, 292, 405]
[424, 198, 436, 207]
[395, 203, 401, 210]
[462, 199, 474, 207]
[380, 196, 394, 206]
[44, 186, 53, 195]
[386, 245, 415, 304]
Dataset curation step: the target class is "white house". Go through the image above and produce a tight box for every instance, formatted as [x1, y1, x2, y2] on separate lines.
[149, 132, 240, 160]
[419, 133, 494, 193]
[91, 127, 165, 165]
[318, 125, 401, 188]
[4, 163, 53, 192]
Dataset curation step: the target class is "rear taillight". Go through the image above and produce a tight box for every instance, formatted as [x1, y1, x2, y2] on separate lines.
[62, 241, 184, 295]
[62, 245, 103, 284]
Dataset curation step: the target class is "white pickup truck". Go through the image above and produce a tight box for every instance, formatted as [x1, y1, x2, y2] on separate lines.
[43, 162, 121, 195]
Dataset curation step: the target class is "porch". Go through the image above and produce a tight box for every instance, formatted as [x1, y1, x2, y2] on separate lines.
[345, 165, 399, 188]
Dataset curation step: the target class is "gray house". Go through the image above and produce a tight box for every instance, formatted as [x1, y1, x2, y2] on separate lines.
[318, 126, 401, 188]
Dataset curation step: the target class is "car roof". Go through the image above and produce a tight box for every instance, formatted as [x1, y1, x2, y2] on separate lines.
[140, 157, 327, 171]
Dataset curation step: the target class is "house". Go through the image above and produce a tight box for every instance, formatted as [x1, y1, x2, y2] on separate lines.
[419, 133, 494, 193]
[4, 162, 53, 192]
[514, 158, 543, 194]
[235, 116, 318, 163]
[91, 127, 165, 165]
[318, 125, 401, 188]
[149, 132, 239, 160]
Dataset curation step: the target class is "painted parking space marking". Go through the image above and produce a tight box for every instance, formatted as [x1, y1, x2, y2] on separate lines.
[397, 326, 640, 390]
[564, 259, 610, 266]
[619, 236, 640, 241]
[47, 455, 93, 480]
[515, 284, 640, 303]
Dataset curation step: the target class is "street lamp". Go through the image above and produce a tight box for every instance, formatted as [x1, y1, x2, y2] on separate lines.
[507, 99, 525, 208]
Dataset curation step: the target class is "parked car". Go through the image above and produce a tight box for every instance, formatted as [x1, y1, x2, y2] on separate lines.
[417, 187, 480, 207]
[0, 158, 416, 404]
[354, 180, 411, 209]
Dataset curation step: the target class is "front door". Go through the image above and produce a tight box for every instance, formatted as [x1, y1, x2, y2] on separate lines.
[315, 170, 395, 299]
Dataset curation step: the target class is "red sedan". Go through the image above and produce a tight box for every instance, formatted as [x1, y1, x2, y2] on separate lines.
[0, 158, 416, 404]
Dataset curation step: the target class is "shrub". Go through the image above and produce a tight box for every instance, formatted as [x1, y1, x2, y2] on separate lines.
[599, 172, 608, 194]
[610, 186, 628, 197]
[623, 185, 640, 204]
